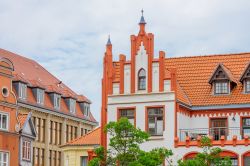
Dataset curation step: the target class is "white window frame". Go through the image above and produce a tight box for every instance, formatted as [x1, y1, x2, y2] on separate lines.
[54, 94, 61, 110]
[0, 151, 9, 166]
[19, 83, 27, 100]
[0, 112, 9, 131]
[22, 140, 31, 161]
[84, 103, 90, 117]
[245, 79, 250, 93]
[214, 81, 230, 95]
[37, 88, 44, 105]
[69, 99, 76, 114]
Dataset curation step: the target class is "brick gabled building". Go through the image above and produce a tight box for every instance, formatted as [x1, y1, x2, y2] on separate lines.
[0, 49, 98, 166]
[101, 13, 250, 166]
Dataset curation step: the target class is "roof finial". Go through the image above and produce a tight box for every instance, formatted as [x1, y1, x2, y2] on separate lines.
[139, 9, 146, 24]
[106, 34, 111, 45]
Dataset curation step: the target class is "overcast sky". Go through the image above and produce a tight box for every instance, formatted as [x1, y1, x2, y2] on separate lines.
[1, 0, 250, 122]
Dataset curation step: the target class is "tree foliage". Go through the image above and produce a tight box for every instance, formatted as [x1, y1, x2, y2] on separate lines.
[177, 136, 232, 166]
[89, 118, 173, 166]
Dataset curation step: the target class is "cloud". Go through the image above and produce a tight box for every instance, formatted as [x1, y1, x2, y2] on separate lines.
[1, 0, 250, 122]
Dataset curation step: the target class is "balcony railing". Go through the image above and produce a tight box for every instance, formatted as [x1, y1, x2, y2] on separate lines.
[179, 127, 249, 141]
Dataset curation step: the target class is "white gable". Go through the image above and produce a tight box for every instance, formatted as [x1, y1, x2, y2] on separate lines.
[22, 119, 35, 137]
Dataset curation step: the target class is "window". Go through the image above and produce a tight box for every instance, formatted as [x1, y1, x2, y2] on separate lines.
[0, 112, 8, 130]
[119, 109, 135, 125]
[81, 156, 88, 166]
[242, 117, 250, 138]
[210, 118, 227, 140]
[37, 88, 44, 104]
[69, 99, 76, 114]
[19, 83, 27, 99]
[22, 140, 31, 161]
[54, 94, 61, 109]
[245, 80, 250, 93]
[147, 107, 164, 136]
[84, 103, 90, 117]
[244, 156, 250, 166]
[138, 68, 146, 90]
[214, 81, 229, 94]
[0, 151, 9, 166]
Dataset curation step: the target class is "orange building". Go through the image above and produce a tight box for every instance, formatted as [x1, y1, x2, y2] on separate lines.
[101, 12, 250, 165]
[0, 56, 19, 166]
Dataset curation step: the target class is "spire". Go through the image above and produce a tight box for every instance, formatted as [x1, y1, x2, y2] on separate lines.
[139, 9, 146, 24]
[106, 35, 112, 45]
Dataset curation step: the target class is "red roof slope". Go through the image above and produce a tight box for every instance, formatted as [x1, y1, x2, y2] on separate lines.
[165, 53, 250, 106]
[18, 114, 28, 129]
[65, 127, 101, 146]
[0, 48, 96, 122]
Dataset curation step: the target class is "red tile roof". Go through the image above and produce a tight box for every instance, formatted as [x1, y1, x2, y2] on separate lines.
[18, 114, 29, 129]
[65, 127, 101, 146]
[0, 48, 96, 123]
[165, 52, 250, 106]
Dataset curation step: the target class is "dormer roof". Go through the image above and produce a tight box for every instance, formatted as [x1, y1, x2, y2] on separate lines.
[208, 63, 237, 84]
[240, 62, 250, 82]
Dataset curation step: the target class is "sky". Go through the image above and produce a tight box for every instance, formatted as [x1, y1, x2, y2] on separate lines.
[1, 0, 250, 122]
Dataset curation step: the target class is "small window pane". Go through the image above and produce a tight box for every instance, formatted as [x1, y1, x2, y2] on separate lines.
[246, 80, 250, 93]
[138, 69, 146, 90]
[147, 107, 164, 136]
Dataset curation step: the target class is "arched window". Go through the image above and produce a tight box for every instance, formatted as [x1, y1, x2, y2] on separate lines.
[138, 68, 146, 90]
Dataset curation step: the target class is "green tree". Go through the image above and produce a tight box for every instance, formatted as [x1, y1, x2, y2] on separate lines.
[177, 136, 232, 166]
[89, 118, 173, 166]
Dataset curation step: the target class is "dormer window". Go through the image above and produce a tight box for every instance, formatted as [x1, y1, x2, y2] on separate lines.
[69, 99, 76, 114]
[240, 63, 250, 93]
[49, 93, 61, 110]
[37, 88, 44, 104]
[209, 64, 236, 95]
[245, 79, 250, 93]
[214, 81, 229, 94]
[54, 94, 61, 109]
[84, 103, 90, 117]
[138, 68, 146, 90]
[19, 83, 27, 100]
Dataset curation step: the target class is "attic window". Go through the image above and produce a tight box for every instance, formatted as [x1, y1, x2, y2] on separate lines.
[84, 103, 90, 117]
[245, 79, 250, 93]
[69, 99, 76, 114]
[37, 88, 44, 105]
[19, 83, 27, 100]
[214, 81, 229, 94]
[54, 94, 61, 109]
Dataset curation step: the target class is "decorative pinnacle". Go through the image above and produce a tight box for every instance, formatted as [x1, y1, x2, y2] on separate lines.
[106, 35, 112, 45]
[139, 9, 146, 24]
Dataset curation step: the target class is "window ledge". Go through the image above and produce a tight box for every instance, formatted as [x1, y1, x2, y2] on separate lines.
[149, 136, 164, 140]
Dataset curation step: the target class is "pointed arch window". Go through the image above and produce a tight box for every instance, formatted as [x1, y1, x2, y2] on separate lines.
[138, 68, 146, 90]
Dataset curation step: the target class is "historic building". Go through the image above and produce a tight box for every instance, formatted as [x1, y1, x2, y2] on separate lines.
[0, 56, 19, 166]
[0, 48, 98, 166]
[18, 112, 37, 166]
[61, 127, 100, 166]
[101, 13, 250, 166]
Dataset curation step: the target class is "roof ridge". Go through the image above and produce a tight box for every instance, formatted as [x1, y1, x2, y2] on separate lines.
[168, 52, 250, 60]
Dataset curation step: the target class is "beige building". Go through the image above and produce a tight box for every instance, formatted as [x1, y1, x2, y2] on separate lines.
[61, 127, 100, 166]
[0, 48, 98, 166]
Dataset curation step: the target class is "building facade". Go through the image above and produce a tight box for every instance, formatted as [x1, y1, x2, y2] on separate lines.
[61, 127, 100, 166]
[18, 112, 37, 166]
[0, 48, 98, 166]
[101, 14, 250, 166]
[0, 56, 19, 166]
